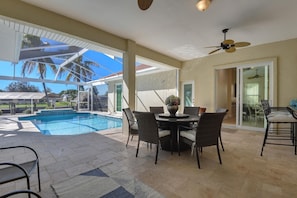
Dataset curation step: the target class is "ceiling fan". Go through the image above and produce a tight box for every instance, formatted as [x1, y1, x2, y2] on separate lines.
[208, 28, 251, 55]
[248, 69, 263, 79]
[138, 0, 153, 10]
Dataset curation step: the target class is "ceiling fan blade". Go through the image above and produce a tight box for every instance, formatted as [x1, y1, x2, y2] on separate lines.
[138, 0, 153, 10]
[223, 39, 234, 45]
[234, 42, 251, 47]
[205, 46, 221, 48]
[209, 48, 221, 55]
[225, 47, 236, 53]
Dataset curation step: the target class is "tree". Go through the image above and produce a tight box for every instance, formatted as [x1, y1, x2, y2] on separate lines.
[59, 56, 99, 109]
[59, 89, 77, 100]
[60, 56, 97, 83]
[6, 82, 40, 92]
[21, 35, 57, 106]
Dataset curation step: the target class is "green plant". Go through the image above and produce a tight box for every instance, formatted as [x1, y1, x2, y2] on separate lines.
[165, 95, 180, 106]
[23, 109, 32, 114]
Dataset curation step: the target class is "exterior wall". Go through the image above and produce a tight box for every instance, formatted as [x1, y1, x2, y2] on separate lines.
[107, 82, 116, 114]
[107, 69, 178, 114]
[181, 38, 297, 112]
[136, 70, 178, 112]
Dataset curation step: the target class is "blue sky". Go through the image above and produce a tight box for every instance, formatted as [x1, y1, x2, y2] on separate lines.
[0, 50, 123, 95]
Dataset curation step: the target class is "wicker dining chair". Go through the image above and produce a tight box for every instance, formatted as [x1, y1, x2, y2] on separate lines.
[149, 106, 164, 114]
[122, 108, 139, 147]
[183, 107, 200, 116]
[178, 112, 226, 169]
[216, 108, 229, 151]
[133, 111, 171, 164]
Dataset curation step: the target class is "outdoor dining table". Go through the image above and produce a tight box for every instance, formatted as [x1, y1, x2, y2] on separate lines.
[155, 113, 200, 152]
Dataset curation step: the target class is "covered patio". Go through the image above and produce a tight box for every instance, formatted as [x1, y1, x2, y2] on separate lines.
[0, 115, 296, 197]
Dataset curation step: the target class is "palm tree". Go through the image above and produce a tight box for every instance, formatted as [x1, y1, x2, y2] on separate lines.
[59, 56, 99, 109]
[21, 35, 57, 107]
[61, 56, 97, 83]
[21, 60, 57, 107]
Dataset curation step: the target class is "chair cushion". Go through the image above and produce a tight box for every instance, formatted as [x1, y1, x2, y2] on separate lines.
[268, 111, 290, 117]
[180, 130, 196, 142]
[131, 123, 138, 130]
[158, 130, 170, 138]
[267, 114, 297, 122]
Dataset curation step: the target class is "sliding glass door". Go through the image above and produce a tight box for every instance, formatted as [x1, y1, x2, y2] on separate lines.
[237, 64, 271, 129]
[215, 59, 275, 130]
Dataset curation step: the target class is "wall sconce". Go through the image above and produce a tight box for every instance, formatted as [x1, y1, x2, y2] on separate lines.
[196, 0, 212, 12]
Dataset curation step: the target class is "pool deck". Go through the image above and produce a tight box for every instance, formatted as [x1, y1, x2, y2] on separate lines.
[1, 114, 297, 197]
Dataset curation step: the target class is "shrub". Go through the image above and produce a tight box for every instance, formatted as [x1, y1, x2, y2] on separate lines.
[23, 109, 32, 114]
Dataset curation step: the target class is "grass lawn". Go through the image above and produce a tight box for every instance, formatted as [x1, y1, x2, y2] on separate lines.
[0, 101, 72, 109]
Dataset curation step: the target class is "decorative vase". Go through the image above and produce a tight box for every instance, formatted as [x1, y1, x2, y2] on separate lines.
[167, 105, 179, 116]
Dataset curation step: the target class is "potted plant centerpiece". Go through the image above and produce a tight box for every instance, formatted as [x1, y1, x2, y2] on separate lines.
[165, 95, 180, 116]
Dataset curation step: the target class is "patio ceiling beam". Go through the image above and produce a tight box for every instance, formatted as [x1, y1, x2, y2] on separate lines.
[0, 75, 86, 86]
[19, 52, 77, 62]
[55, 48, 88, 80]
[19, 45, 82, 61]
[20, 44, 71, 51]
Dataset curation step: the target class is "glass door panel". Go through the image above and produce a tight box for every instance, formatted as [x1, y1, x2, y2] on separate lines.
[115, 84, 122, 112]
[183, 82, 194, 107]
[238, 65, 269, 129]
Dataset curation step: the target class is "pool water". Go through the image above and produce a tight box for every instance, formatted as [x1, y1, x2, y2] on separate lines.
[19, 112, 122, 135]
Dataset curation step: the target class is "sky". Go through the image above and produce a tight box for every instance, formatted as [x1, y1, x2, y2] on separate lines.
[0, 50, 123, 95]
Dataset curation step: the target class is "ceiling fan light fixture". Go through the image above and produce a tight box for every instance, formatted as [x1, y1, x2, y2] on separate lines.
[196, 0, 211, 12]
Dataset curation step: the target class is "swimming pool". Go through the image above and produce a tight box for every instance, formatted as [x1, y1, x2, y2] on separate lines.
[19, 110, 122, 135]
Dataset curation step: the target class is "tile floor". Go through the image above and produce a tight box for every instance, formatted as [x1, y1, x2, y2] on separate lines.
[0, 115, 297, 198]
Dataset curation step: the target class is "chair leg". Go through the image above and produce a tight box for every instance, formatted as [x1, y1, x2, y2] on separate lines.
[37, 161, 41, 192]
[217, 144, 222, 165]
[177, 129, 181, 156]
[219, 134, 225, 151]
[126, 133, 131, 147]
[155, 144, 159, 164]
[136, 140, 140, 157]
[294, 123, 297, 155]
[260, 122, 270, 156]
[195, 146, 200, 169]
[170, 137, 173, 155]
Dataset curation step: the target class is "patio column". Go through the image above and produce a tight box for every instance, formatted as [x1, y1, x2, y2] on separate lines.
[123, 40, 136, 110]
[122, 40, 136, 136]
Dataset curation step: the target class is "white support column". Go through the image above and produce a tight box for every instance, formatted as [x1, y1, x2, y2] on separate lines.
[31, 98, 33, 114]
[123, 40, 136, 110]
[122, 40, 136, 136]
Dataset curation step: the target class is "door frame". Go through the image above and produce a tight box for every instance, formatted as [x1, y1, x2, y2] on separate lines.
[214, 57, 277, 131]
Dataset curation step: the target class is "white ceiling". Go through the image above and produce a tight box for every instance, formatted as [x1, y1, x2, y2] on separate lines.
[18, 0, 297, 61]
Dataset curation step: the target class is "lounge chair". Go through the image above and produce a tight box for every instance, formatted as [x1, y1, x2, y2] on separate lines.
[0, 146, 41, 194]
[0, 190, 41, 198]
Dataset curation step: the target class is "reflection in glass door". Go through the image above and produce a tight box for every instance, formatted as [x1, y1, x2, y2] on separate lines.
[183, 82, 194, 107]
[237, 65, 270, 129]
[115, 84, 122, 112]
